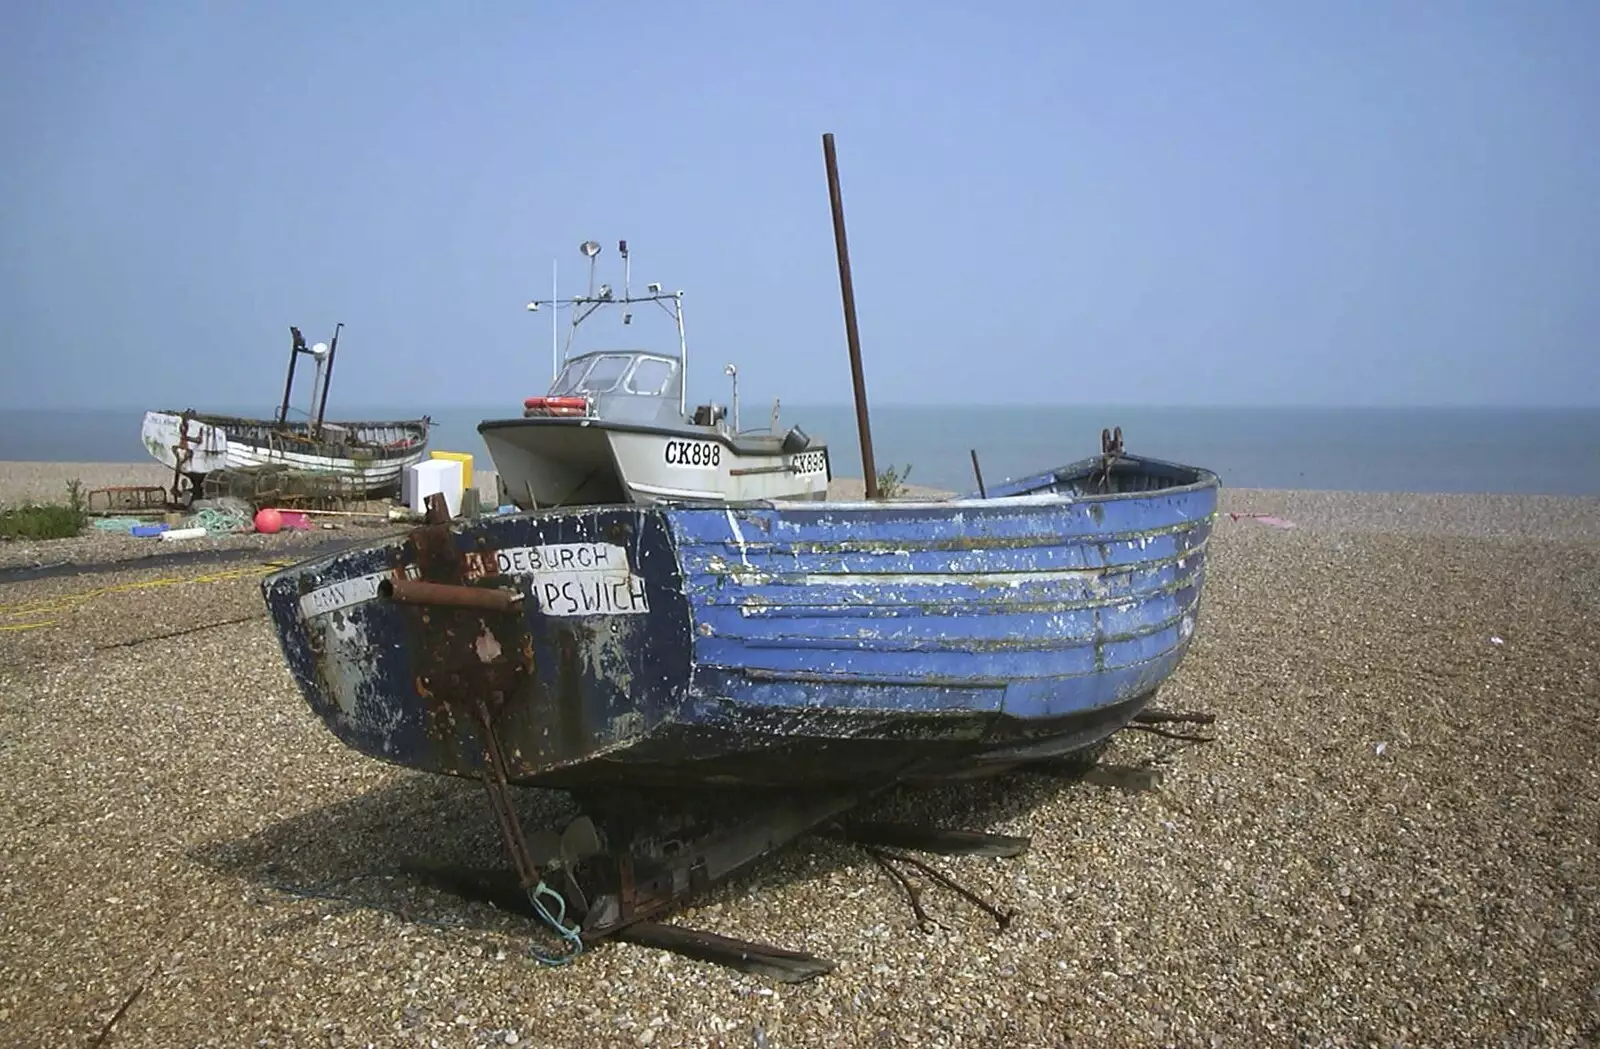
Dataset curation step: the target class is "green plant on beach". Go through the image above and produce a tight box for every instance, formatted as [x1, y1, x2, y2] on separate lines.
[876, 463, 913, 500]
[0, 478, 90, 540]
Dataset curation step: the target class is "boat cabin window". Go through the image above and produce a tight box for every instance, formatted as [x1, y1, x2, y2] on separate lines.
[549, 359, 592, 395]
[551, 354, 633, 395]
[573, 355, 631, 393]
[625, 357, 675, 397]
[551, 354, 678, 398]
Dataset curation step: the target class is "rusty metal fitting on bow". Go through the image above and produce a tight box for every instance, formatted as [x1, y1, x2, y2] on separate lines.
[378, 577, 524, 612]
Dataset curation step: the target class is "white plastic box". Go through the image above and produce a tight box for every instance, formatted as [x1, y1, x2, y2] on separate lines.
[404, 458, 463, 517]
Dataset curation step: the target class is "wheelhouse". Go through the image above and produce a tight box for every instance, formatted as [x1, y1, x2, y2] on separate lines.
[524, 350, 687, 427]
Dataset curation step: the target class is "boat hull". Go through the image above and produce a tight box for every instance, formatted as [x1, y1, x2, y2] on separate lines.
[477, 417, 831, 508]
[141, 410, 430, 495]
[261, 452, 1218, 790]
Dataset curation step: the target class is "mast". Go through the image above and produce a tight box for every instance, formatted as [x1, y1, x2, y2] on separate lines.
[675, 292, 687, 418]
[314, 322, 343, 432]
[277, 326, 305, 427]
[822, 132, 880, 500]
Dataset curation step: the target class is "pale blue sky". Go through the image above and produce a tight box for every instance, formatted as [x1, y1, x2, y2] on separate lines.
[3, 1, 1596, 410]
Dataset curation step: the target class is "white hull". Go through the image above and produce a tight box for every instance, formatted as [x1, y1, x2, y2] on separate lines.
[480, 420, 830, 508]
[141, 411, 429, 494]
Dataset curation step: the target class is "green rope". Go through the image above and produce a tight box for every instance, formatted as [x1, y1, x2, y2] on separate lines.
[188, 507, 254, 534]
[93, 517, 149, 532]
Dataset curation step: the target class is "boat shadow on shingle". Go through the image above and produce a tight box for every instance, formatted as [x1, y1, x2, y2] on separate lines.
[187, 747, 1144, 968]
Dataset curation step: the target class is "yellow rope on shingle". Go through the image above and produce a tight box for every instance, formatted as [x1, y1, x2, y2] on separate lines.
[0, 559, 294, 627]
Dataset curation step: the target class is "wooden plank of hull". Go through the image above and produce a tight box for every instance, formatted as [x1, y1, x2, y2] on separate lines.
[220, 441, 422, 487]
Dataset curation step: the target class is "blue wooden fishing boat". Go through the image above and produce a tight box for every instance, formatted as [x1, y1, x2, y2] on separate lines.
[261, 439, 1217, 792]
[249, 135, 1221, 971]
[258, 433, 1217, 961]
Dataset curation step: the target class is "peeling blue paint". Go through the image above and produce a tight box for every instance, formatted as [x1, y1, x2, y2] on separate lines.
[260, 451, 1219, 789]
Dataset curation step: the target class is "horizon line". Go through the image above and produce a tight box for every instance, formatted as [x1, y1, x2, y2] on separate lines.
[3, 401, 1597, 413]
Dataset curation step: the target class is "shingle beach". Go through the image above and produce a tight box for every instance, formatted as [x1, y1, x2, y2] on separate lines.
[2, 461, 1596, 1048]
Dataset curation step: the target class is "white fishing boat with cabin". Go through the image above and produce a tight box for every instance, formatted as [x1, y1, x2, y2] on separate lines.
[478, 239, 831, 509]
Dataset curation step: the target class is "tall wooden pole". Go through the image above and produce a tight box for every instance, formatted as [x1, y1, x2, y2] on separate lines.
[822, 132, 879, 500]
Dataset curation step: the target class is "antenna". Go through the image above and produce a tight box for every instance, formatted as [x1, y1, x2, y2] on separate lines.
[619, 239, 632, 324]
[523, 240, 691, 396]
[675, 291, 687, 417]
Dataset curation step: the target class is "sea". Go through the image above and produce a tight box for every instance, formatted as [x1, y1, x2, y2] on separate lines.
[2, 405, 1597, 497]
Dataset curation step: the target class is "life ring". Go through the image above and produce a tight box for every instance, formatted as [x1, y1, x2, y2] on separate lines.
[523, 396, 589, 417]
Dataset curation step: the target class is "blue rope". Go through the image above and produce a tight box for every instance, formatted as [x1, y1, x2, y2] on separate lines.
[526, 879, 585, 966]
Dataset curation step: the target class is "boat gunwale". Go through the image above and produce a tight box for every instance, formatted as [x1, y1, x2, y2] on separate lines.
[477, 414, 833, 457]
[147, 409, 431, 432]
[682, 516, 1212, 560]
[260, 455, 1218, 591]
[740, 456, 1219, 514]
[959, 450, 1220, 503]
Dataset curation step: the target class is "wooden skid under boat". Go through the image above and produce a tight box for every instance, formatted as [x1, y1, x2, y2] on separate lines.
[260, 449, 1219, 790]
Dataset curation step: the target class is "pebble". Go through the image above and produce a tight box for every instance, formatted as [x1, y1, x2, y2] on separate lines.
[0, 486, 1596, 1048]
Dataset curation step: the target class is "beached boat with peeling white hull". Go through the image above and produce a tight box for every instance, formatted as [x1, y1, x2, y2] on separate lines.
[140, 411, 431, 491]
[140, 324, 431, 497]
[478, 240, 831, 510]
